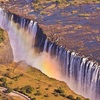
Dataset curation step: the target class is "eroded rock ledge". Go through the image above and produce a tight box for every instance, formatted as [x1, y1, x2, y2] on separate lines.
[0, 28, 13, 64]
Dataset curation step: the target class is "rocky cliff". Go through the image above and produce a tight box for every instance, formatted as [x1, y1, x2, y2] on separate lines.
[0, 28, 13, 64]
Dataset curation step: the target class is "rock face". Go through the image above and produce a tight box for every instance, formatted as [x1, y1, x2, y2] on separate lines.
[0, 28, 13, 64]
[1, 0, 100, 63]
[0, 10, 98, 100]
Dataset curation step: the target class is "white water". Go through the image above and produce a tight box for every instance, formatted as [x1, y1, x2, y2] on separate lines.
[0, 8, 100, 100]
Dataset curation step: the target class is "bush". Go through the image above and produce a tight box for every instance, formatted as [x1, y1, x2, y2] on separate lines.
[85, 98, 90, 100]
[0, 28, 4, 43]
[67, 95, 74, 100]
[2, 82, 8, 87]
[4, 73, 10, 77]
[55, 0, 62, 4]
[44, 94, 49, 97]
[21, 85, 33, 94]
[6, 87, 12, 93]
[54, 87, 64, 94]
[20, 89, 26, 94]
[0, 77, 6, 83]
[60, 93, 66, 97]
[34, 90, 41, 96]
[45, 88, 49, 90]
[52, 92, 58, 97]
[31, 97, 36, 100]
[14, 87, 20, 91]
[76, 97, 82, 100]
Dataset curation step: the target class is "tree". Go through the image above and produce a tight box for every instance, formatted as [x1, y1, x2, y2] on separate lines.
[21, 85, 33, 94]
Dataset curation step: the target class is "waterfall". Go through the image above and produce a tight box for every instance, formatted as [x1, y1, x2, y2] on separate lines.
[0, 8, 100, 100]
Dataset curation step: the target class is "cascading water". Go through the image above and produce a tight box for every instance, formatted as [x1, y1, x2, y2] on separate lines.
[0, 8, 100, 100]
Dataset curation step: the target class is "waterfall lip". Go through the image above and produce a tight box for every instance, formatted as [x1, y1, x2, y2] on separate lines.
[0, 2, 100, 62]
[0, 7, 100, 67]
[0, 6, 100, 100]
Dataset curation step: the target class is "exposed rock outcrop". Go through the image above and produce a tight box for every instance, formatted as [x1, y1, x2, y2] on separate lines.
[0, 28, 13, 64]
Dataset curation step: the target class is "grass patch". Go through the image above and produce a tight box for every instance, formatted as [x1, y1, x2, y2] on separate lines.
[32, 0, 100, 11]
[0, 62, 88, 100]
[78, 13, 90, 17]
[0, 28, 4, 43]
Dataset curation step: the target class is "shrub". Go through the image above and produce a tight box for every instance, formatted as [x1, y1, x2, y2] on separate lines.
[0, 28, 4, 43]
[85, 98, 90, 100]
[0, 83, 2, 86]
[55, 0, 62, 4]
[45, 88, 49, 90]
[8, 81, 12, 84]
[21, 85, 33, 94]
[44, 94, 49, 97]
[19, 74, 24, 77]
[54, 87, 64, 94]
[20, 89, 26, 94]
[3, 73, 11, 78]
[60, 93, 66, 97]
[52, 92, 58, 97]
[67, 95, 74, 100]
[2, 82, 7, 87]
[76, 97, 82, 100]
[31, 97, 36, 100]
[36, 86, 40, 89]
[14, 87, 20, 91]
[0, 77, 6, 83]
[34, 90, 41, 96]
[6, 87, 12, 93]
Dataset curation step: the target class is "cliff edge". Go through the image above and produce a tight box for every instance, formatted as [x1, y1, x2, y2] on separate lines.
[0, 28, 13, 64]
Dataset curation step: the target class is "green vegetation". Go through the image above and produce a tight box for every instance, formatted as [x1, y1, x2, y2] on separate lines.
[31, 0, 100, 17]
[54, 87, 64, 94]
[78, 13, 90, 17]
[21, 85, 34, 94]
[6, 87, 13, 93]
[84, 98, 90, 100]
[0, 62, 89, 100]
[76, 97, 82, 100]
[32, 0, 100, 12]
[44, 94, 49, 97]
[34, 90, 41, 96]
[0, 77, 6, 83]
[31, 97, 36, 100]
[67, 95, 75, 100]
[52, 87, 66, 98]
[0, 28, 4, 43]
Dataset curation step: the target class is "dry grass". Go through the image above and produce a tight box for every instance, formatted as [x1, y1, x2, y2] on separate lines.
[0, 28, 4, 43]
[0, 62, 86, 100]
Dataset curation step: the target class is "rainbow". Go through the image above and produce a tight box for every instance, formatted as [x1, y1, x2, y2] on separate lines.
[0, 8, 100, 100]
[0, 8, 62, 80]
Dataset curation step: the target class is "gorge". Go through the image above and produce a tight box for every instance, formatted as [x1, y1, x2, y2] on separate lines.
[0, 7, 100, 100]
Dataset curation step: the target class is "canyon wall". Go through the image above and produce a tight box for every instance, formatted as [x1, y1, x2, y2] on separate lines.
[0, 28, 13, 64]
[0, 7, 100, 100]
